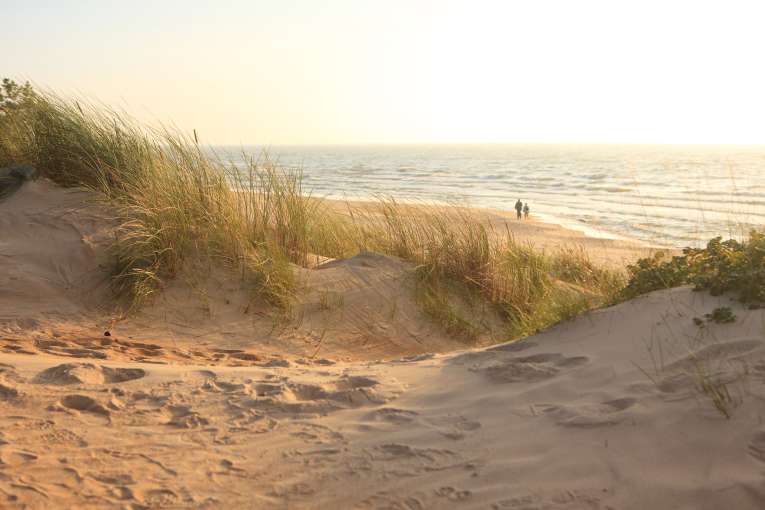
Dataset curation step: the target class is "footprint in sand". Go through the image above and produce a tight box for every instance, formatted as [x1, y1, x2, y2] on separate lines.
[491, 490, 603, 509]
[535, 397, 638, 428]
[362, 409, 479, 440]
[142, 488, 180, 506]
[0, 382, 21, 402]
[235, 373, 402, 417]
[40, 428, 88, 447]
[0, 450, 38, 466]
[227, 408, 279, 434]
[290, 422, 344, 444]
[259, 358, 292, 368]
[165, 404, 210, 428]
[33, 363, 146, 385]
[34, 339, 70, 350]
[474, 353, 589, 384]
[362, 491, 427, 509]
[91, 472, 136, 485]
[435, 486, 472, 501]
[34, 338, 109, 359]
[367, 443, 463, 476]
[253, 382, 285, 397]
[127, 390, 173, 423]
[209, 348, 262, 362]
[107, 485, 137, 502]
[425, 414, 482, 440]
[665, 338, 764, 373]
[491, 494, 542, 509]
[118, 340, 165, 353]
[1, 339, 37, 355]
[202, 378, 249, 393]
[364, 407, 420, 424]
[748, 431, 765, 464]
[0, 363, 24, 383]
[102, 367, 147, 383]
[57, 394, 111, 417]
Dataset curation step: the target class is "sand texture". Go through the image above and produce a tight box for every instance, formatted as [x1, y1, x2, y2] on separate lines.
[2, 181, 764, 509]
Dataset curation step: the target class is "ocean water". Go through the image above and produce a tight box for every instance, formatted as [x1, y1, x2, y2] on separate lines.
[214, 145, 765, 248]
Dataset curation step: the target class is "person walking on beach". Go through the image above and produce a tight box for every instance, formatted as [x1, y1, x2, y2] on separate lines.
[523, 203, 530, 219]
[515, 199, 523, 219]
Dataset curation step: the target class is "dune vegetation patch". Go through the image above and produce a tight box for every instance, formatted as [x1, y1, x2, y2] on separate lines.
[0, 78, 628, 343]
[620, 232, 765, 307]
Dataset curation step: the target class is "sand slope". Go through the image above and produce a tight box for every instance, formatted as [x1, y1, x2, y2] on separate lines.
[1, 287, 764, 509]
[0, 180, 115, 342]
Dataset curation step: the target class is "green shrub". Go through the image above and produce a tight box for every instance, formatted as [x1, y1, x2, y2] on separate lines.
[689, 233, 765, 305]
[694, 307, 737, 326]
[0, 78, 37, 113]
[705, 307, 737, 324]
[621, 232, 765, 306]
[0, 79, 39, 167]
[620, 250, 690, 297]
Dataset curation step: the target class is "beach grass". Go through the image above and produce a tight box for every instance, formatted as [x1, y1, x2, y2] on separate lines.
[347, 199, 625, 338]
[1, 84, 625, 339]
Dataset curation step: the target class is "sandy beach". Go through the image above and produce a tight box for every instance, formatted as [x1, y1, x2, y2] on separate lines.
[4, 1, 765, 506]
[1, 179, 764, 509]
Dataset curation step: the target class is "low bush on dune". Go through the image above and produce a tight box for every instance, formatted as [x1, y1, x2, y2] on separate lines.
[621, 232, 765, 307]
[0, 78, 622, 341]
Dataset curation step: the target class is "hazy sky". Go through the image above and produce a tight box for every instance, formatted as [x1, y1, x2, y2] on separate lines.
[3, 0, 764, 144]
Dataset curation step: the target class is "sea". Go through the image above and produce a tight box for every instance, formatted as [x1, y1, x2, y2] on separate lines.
[214, 144, 765, 248]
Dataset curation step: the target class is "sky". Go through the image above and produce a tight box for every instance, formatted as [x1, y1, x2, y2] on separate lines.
[2, 0, 765, 145]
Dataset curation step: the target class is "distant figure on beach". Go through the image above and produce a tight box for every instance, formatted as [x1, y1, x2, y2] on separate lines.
[515, 199, 523, 219]
[523, 203, 530, 219]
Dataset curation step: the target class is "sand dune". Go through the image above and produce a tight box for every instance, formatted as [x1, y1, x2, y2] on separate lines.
[1, 289, 764, 509]
[2, 181, 764, 509]
[0, 180, 648, 364]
